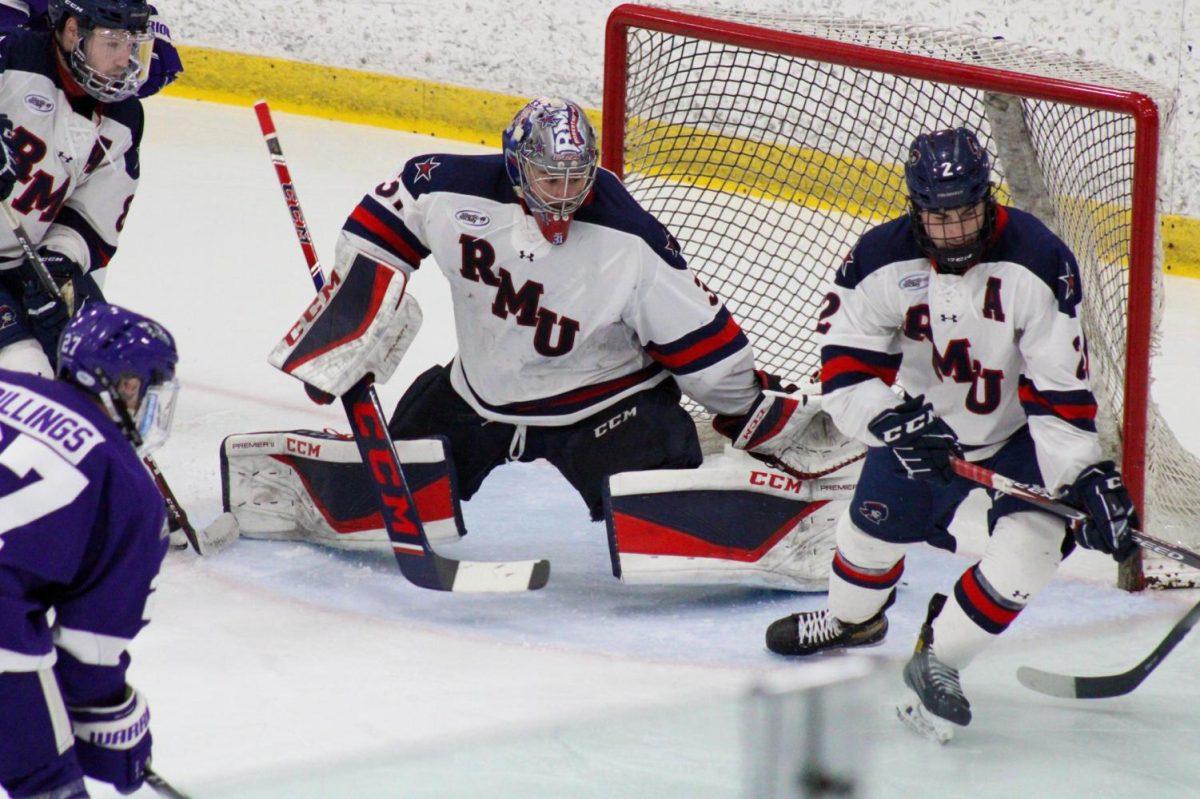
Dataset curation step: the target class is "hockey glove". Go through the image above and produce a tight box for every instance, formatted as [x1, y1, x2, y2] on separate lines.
[20, 250, 82, 354]
[866, 395, 961, 485]
[69, 685, 152, 794]
[1064, 461, 1138, 561]
[0, 113, 18, 201]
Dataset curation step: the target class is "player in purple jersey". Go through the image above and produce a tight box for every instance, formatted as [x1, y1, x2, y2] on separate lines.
[0, 0, 182, 98]
[763, 127, 1138, 740]
[0, 302, 178, 797]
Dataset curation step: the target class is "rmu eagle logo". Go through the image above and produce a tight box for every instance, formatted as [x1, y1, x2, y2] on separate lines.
[859, 501, 889, 525]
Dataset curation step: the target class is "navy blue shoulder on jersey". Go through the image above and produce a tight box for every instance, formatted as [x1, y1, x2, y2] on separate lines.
[985, 206, 1083, 316]
[834, 215, 923, 290]
[573, 169, 687, 269]
[0, 28, 55, 76]
[400, 152, 516, 204]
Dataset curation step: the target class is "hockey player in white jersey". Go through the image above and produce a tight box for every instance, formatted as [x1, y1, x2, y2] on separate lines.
[763, 127, 1139, 738]
[228, 97, 840, 589]
[0, 0, 151, 375]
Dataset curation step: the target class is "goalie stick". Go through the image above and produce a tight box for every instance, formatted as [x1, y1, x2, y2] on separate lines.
[0, 202, 205, 552]
[252, 99, 549, 592]
[948, 456, 1200, 698]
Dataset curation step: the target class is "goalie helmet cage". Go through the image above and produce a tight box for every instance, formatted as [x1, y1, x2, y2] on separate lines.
[601, 3, 1195, 590]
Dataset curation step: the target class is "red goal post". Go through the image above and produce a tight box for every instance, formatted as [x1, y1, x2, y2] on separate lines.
[602, 4, 1182, 589]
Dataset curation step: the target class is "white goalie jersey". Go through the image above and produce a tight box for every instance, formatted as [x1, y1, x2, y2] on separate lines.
[336, 153, 759, 426]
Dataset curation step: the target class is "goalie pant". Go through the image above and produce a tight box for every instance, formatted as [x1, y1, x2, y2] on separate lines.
[386, 362, 703, 522]
[0, 370, 167, 797]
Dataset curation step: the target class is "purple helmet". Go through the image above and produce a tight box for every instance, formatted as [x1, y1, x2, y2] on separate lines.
[58, 302, 179, 454]
[502, 97, 599, 245]
[904, 127, 997, 273]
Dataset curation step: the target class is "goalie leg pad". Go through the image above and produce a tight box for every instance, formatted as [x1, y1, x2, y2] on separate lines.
[220, 430, 465, 549]
[604, 459, 860, 592]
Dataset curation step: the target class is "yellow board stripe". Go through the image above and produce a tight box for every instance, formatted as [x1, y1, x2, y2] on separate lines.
[164, 45, 1200, 277]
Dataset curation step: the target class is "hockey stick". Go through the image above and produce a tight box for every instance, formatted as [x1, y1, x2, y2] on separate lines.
[948, 456, 1200, 571]
[0, 203, 205, 552]
[145, 766, 191, 799]
[252, 99, 549, 591]
[1015, 599, 1200, 699]
[948, 456, 1200, 698]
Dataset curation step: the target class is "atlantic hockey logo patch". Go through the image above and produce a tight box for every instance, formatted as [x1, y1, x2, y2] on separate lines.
[24, 93, 53, 113]
[899, 273, 929, 292]
[454, 209, 491, 228]
[859, 501, 889, 525]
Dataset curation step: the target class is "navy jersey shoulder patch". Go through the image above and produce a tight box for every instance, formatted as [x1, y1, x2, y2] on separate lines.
[835, 215, 922, 289]
[574, 169, 687, 269]
[988, 206, 1082, 316]
[0, 28, 54, 75]
[400, 153, 515, 203]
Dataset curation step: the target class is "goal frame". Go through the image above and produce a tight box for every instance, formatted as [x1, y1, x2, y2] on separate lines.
[602, 3, 1162, 589]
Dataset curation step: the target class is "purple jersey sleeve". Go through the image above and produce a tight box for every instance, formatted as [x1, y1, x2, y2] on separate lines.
[0, 371, 166, 704]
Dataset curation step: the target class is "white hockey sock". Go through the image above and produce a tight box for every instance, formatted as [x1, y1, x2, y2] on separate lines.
[933, 510, 1066, 670]
[828, 512, 907, 624]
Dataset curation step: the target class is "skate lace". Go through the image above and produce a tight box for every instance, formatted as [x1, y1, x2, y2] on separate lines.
[927, 658, 965, 700]
[798, 611, 844, 644]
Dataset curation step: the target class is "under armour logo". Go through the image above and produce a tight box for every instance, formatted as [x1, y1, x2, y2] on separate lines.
[939, 314, 959, 323]
[1012, 590, 1031, 601]
[58, 151, 73, 163]
[518, 251, 534, 262]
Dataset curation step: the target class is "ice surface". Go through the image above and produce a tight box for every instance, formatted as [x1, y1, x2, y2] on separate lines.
[68, 98, 1200, 798]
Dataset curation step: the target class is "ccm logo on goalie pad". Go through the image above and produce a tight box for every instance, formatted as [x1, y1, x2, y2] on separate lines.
[749, 470, 804, 494]
[286, 437, 321, 457]
[594, 408, 636, 438]
[284, 270, 342, 348]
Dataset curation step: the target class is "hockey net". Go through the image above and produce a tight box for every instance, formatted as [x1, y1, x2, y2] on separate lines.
[603, 4, 1196, 589]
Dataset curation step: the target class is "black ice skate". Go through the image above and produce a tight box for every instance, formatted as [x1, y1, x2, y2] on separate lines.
[765, 590, 894, 656]
[897, 593, 971, 743]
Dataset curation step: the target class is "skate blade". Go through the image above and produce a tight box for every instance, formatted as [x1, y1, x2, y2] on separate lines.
[895, 692, 955, 744]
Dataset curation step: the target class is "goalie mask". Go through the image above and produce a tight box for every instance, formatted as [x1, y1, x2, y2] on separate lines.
[58, 302, 179, 456]
[503, 97, 599, 245]
[49, 0, 154, 103]
[905, 127, 997, 275]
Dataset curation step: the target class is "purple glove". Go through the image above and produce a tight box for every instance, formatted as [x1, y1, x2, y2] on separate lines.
[69, 686, 152, 795]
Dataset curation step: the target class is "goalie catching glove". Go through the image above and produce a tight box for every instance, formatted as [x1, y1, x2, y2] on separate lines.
[714, 373, 865, 479]
[269, 252, 421, 399]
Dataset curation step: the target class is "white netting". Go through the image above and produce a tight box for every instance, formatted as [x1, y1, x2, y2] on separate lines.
[612, 5, 1195, 587]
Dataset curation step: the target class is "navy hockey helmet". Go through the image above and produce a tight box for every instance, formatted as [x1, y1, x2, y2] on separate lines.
[904, 127, 997, 274]
[58, 302, 179, 455]
[502, 97, 599, 245]
[49, 0, 153, 103]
